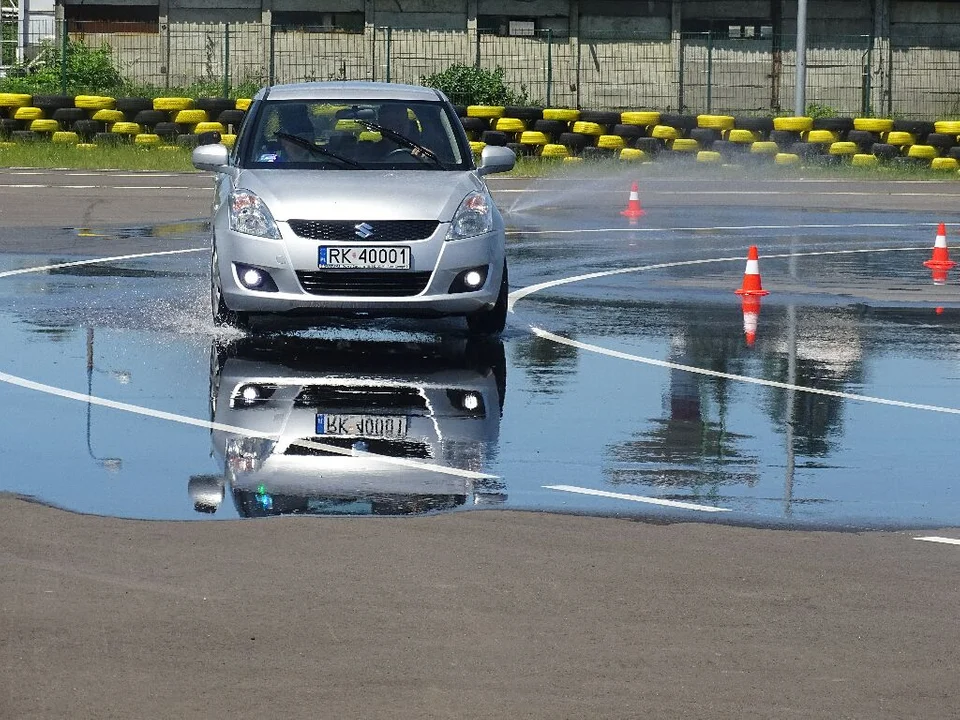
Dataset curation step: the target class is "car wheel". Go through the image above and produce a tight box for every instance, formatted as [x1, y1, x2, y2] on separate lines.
[211, 248, 249, 330]
[466, 262, 508, 336]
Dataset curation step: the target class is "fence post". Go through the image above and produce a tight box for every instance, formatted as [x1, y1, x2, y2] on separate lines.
[677, 34, 685, 113]
[706, 30, 713, 113]
[546, 29, 553, 107]
[223, 24, 231, 97]
[60, 18, 68, 96]
[268, 23, 275, 86]
[861, 37, 873, 116]
[385, 26, 391, 83]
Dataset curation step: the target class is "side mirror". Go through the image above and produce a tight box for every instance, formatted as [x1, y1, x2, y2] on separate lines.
[192, 143, 230, 173]
[477, 145, 516, 176]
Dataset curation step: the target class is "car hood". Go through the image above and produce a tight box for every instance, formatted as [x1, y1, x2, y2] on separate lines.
[235, 169, 487, 222]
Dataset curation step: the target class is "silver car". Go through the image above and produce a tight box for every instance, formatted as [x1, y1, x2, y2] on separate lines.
[191, 81, 516, 334]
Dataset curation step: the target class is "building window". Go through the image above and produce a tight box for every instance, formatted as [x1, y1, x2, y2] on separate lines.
[478, 15, 538, 37]
[273, 11, 364, 34]
[682, 18, 773, 39]
[64, 5, 158, 33]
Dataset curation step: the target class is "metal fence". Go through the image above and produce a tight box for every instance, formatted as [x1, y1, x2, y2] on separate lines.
[4, 19, 960, 119]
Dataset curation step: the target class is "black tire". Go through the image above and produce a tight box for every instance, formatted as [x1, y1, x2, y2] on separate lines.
[734, 116, 774, 134]
[612, 123, 645, 139]
[72, 119, 103, 140]
[769, 129, 801, 146]
[153, 121, 182, 138]
[789, 141, 825, 157]
[506, 141, 534, 157]
[582, 146, 616, 161]
[659, 113, 698, 131]
[51, 107, 87, 123]
[480, 130, 509, 146]
[10, 130, 41, 143]
[947, 147, 960, 162]
[925, 132, 956, 150]
[709, 139, 747, 157]
[211, 248, 249, 330]
[633, 136, 663, 155]
[813, 116, 854, 133]
[846, 129, 879, 150]
[504, 106, 544, 122]
[870, 142, 899, 161]
[466, 262, 507, 336]
[533, 119, 568, 139]
[452, 105, 468, 118]
[197, 130, 222, 146]
[196, 97, 236, 117]
[557, 131, 591, 153]
[217, 109, 246, 128]
[891, 155, 927, 168]
[459, 116, 488, 133]
[114, 97, 154, 115]
[133, 109, 169, 127]
[579, 110, 621, 126]
[689, 127, 721, 147]
[893, 119, 934, 139]
[0, 118, 20, 137]
[32, 94, 75, 113]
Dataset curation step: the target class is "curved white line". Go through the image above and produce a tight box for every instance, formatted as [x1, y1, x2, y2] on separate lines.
[0, 247, 207, 278]
[544, 484, 730, 512]
[531, 327, 960, 415]
[506, 222, 935, 237]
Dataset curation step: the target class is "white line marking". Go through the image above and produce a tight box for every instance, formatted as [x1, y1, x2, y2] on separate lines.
[544, 484, 731, 512]
[0, 248, 207, 278]
[0, 368, 498, 481]
[506, 222, 934, 236]
[914, 536, 960, 546]
[532, 326, 960, 414]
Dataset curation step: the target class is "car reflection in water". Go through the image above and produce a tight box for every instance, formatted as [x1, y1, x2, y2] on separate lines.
[189, 334, 507, 517]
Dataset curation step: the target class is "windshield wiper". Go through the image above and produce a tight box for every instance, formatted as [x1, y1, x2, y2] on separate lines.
[356, 120, 446, 169]
[275, 132, 363, 168]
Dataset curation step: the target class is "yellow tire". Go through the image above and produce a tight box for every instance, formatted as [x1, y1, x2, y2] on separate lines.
[650, 124, 679, 140]
[697, 150, 722, 163]
[221, 134, 237, 148]
[76, 143, 98, 150]
[0, 93, 31, 108]
[597, 134, 626, 150]
[174, 109, 209, 124]
[854, 117, 894, 133]
[154, 97, 194, 111]
[774, 116, 813, 132]
[774, 153, 801, 165]
[467, 105, 504, 119]
[52, 131, 79, 144]
[134, 133, 161, 146]
[563, 156, 584, 163]
[828, 141, 859, 155]
[469, 141, 486, 155]
[540, 143, 569, 158]
[931, 157, 959, 171]
[934, 120, 960, 135]
[235, 98, 252, 111]
[671, 138, 699, 152]
[851, 153, 879, 167]
[14, 106, 44, 121]
[357, 131, 382, 142]
[194, 121, 226, 134]
[620, 111, 660, 126]
[907, 144, 938, 159]
[520, 131, 549, 145]
[92, 109, 125, 123]
[543, 108, 579, 122]
[494, 117, 525, 133]
[727, 128, 759, 143]
[29, 119, 59, 133]
[111, 122, 142, 135]
[0, 141, 16, 148]
[74, 95, 115, 110]
[571, 121, 604, 136]
[884, 131, 915, 146]
[619, 148, 647, 162]
[697, 114, 735, 131]
[804, 129, 839, 144]
[750, 141, 779, 155]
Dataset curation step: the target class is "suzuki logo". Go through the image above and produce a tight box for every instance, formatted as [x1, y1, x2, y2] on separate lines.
[354, 222, 374, 239]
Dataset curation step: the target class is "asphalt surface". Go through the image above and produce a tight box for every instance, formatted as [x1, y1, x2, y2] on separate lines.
[3, 168, 960, 718]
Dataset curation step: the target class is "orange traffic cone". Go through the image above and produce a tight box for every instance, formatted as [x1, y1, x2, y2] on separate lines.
[620, 181, 645, 219]
[741, 296, 761, 347]
[734, 245, 770, 296]
[930, 266, 950, 286]
[923, 222, 956, 270]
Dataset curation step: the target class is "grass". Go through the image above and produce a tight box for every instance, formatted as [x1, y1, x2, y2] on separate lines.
[0, 141, 957, 181]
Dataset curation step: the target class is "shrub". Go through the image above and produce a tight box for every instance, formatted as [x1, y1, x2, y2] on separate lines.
[1, 39, 122, 94]
[420, 64, 531, 106]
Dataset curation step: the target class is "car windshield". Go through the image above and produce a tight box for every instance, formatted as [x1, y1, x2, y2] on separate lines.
[242, 99, 468, 170]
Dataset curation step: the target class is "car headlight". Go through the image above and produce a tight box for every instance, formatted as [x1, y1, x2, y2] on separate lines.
[446, 190, 494, 240]
[229, 189, 281, 239]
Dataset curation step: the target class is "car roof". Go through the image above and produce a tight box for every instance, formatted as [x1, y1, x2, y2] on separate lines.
[256, 81, 445, 103]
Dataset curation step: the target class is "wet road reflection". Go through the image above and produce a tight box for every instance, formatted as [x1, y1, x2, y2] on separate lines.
[2, 206, 960, 527]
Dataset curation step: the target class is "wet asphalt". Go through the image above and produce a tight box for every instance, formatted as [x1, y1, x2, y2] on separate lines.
[3, 167, 960, 529]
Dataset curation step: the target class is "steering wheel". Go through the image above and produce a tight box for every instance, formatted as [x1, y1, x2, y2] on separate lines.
[387, 148, 414, 158]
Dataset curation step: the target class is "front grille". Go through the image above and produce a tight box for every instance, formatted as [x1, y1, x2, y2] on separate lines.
[294, 386, 427, 412]
[289, 220, 439, 242]
[286, 436, 432, 459]
[296, 270, 431, 297]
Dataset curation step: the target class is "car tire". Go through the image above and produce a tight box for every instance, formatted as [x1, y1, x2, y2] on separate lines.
[467, 262, 508, 336]
[211, 249, 249, 330]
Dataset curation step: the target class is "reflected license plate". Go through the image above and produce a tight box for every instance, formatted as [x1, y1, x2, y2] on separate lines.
[316, 413, 408, 438]
[318, 245, 411, 270]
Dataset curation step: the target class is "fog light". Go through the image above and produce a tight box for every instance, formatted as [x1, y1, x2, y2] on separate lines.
[448, 266, 489, 294]
[242, 268, 264, 288]
[461, 392, 480, 411]
[241, 385, 260, 402]
[464, 270, 484, 289]
[234, 263, 279, 292]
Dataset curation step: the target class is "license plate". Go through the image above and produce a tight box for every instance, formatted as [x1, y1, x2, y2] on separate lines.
[318, 245, 411, 270]
[316, 413, 408, 438]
